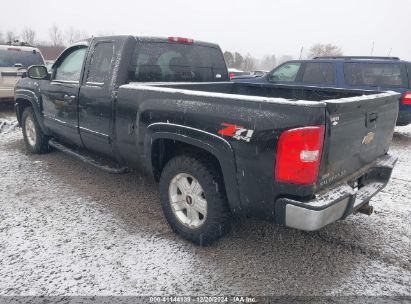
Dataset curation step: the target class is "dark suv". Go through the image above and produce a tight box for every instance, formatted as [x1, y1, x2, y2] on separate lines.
[233, 56, 411, 126]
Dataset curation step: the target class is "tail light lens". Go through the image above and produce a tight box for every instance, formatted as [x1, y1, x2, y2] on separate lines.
[168, 37, 194, 44]
[401, 92, 411, 105]
[229, 72, 235, 79]
[275, 125, 325, 185]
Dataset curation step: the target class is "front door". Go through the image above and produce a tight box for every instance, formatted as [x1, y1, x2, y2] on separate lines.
[42, 46, 88, 146]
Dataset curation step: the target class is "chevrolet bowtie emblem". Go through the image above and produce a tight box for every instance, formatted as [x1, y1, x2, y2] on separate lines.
[362, 132, 375, 145]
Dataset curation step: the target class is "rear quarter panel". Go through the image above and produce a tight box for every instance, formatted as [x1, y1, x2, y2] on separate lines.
[115, 85, 326, 218]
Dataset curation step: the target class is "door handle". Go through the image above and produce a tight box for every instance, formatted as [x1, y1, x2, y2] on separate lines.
[366, 112, 378, 127]
[63, 94, 76, 104]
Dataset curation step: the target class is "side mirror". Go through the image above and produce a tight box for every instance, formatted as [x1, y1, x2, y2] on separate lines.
[27, 65, 49, 80]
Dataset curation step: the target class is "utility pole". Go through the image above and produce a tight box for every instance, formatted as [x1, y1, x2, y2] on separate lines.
[370, 41, 375, 56]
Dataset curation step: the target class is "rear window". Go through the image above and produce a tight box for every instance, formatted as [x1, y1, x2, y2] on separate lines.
[302, 62, 335, 85]
[344, 62, 407, 87]
[0, 49, 44, 68]
[129, 42, 228, 82]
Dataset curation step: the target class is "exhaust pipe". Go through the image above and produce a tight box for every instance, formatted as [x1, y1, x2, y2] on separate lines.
[357, 202, 374, 216]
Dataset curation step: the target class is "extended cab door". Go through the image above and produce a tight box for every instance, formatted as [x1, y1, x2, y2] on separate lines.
[42, 45, 88, 146]
[78, 39, 116, 156]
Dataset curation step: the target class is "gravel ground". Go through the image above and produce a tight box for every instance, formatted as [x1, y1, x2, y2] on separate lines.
[0, 105, 410, 296]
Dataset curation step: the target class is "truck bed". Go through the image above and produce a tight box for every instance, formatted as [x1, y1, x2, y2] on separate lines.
[117, 82, 399, 219]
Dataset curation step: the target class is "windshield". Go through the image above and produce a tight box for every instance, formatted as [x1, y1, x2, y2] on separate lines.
[0, 49, 44, 69]
[129, 42, 228, 82]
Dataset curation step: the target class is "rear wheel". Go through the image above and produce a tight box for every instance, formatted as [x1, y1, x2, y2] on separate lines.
[159, 154, 231, 245]
[22, 107, 49, 154]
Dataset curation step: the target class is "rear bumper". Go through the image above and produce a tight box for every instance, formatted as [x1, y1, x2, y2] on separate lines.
[274, 154, 398, 231]
[0, 87, 14, 101]
[396, 110, 411, 126]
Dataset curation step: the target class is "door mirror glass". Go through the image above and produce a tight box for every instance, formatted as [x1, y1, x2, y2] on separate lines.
[27, 65, 49, 80]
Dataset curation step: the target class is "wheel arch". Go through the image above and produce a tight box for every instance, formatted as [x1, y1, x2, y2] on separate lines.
[147, 123, 243, 215]
[14, 91, 47, 134]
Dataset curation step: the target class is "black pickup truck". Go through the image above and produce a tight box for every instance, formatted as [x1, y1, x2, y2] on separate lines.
[15, 35, 399, 245]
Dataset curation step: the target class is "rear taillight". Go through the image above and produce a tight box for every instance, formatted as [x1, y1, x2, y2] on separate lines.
[168, 37, 194, 44]
[275, 125, 325, 185]
[229, 72, 235, 79]
[401, 91, 411, 105]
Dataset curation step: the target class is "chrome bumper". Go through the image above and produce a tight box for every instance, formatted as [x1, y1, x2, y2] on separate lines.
[275, 154, 398, 231]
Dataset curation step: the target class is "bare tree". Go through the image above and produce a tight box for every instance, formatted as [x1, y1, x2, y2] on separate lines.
[21, 28, 36, 45]
[232, 52, 244, 70]
[0, 31, 3, 44]
[223, 51, 234, 68]
[308, 43, 343, 58]
[65, 27, 89, 45]
[259, 54, 277, 70]
[243, 53, 256, 71]
[65, 27, 77, 45]
[6, 31, 17, 44]
[49, 24, 64, 46]
[277, 55, 294, 65]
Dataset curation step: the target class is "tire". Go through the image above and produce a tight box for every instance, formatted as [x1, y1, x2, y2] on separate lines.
[21, 107, 49, 154]
[159, 154, 232, 245]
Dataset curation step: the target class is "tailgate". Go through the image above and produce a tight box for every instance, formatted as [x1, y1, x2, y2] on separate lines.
[318, 92, 400, 189]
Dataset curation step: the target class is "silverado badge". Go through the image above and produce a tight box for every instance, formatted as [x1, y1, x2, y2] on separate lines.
[362, 132, 375, 145]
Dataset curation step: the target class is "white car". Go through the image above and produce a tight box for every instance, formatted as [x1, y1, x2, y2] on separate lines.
[0, 45, 45, 102]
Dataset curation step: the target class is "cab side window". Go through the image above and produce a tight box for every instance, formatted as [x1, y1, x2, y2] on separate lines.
[268, 63, 301, 82]
[302, 62, 335, 85]
[344, 62, 406, 87]
[54, 47, 87, 82]
[86, 42, 114, 84]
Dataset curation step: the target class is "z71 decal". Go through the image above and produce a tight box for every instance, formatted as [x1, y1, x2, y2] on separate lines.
[218, 123, 254, 142]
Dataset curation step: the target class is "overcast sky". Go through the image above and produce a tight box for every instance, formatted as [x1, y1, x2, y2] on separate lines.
[2, 0, 411, 60]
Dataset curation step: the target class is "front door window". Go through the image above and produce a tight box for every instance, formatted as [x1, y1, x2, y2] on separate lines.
[268, 63, 301, 82]
[54, 47, 87, 82]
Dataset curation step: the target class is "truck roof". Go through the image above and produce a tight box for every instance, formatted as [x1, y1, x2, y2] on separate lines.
[74, 35, 221, 49]
[136, 36, 221, 48]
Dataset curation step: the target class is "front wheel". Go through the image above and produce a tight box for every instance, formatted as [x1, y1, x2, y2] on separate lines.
[21, 107, 49, 154]
[159, 154, 232, 245]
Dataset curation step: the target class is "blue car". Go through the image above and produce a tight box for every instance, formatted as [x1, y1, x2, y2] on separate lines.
[234, 56, 411, 126]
